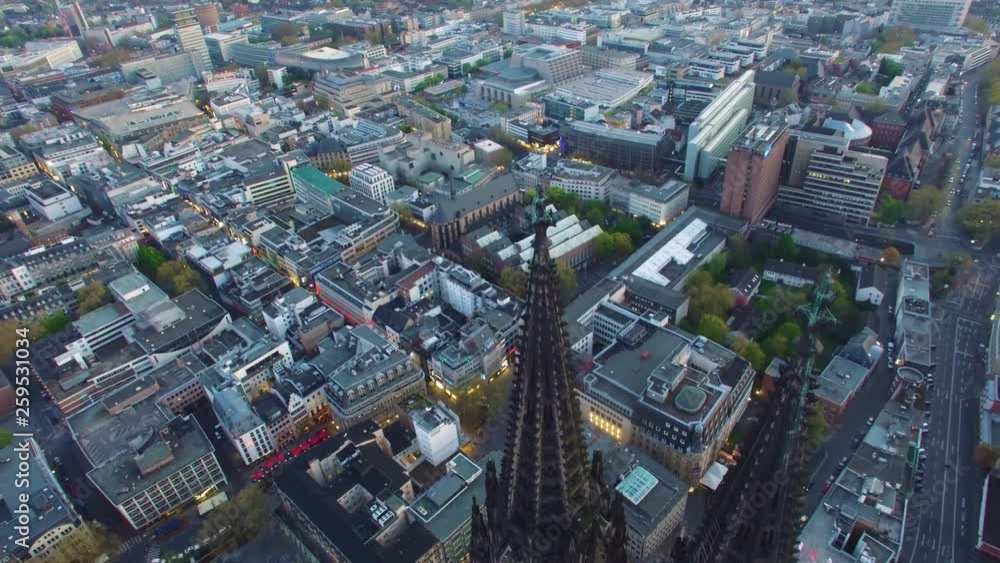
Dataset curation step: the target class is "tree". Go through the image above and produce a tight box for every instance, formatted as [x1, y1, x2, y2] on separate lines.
[38, 312, 72, 335]
[779, 89, 798, 107]
[726, 236, 752, 271]
[155, 260, 205, 296]
[611, 232, 634, 259]
[876, 196, 903, 225]
[201, 484, 267, 546]
[685, 273, 736, 323]
[701, 253, 727, 281]
[882, 247, 902, 267]
[777, 321, 802, 343]
[904, 188, 946, 222]
[732, 335, 767, 371]
[872, 26, 915, 54]
[136, 244, 166, 278]
[773, 234, 798, 261]
[974, 443, 1000, 470]
[586, 208, 605, 228]
[500, 268, 528, 299]
[697, 314, 729, 344]
[40, 522, 120, 563]
[391, 202, 413, 221]
[959, 200, 1000, 241]
[315, 93, 331, 111]
[763, 334, 791, 359]
[0, 428, 12, 449]
[78, 282, 111, 314]
[556, 264, 577, 301]
[613, 217, 643, 247]
[594, 232, 616, 262]
[878, 58, 904, 79]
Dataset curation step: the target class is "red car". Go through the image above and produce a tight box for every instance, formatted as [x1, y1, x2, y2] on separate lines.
[822, 482, 833, 494]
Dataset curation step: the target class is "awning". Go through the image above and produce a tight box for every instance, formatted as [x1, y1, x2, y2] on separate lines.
[700, 461, 729, 490]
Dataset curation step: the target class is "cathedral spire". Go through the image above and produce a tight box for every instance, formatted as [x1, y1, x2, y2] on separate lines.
[472, 187, 625, 563]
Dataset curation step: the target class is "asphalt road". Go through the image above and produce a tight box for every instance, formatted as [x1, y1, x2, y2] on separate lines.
[899, 257, 1000, 563]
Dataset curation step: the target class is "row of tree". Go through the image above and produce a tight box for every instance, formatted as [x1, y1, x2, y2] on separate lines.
[136, 244, 207, 297]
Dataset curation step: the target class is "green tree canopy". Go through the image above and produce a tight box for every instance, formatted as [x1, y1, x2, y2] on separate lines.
[78, 282, 112, 314]
[500, 268, 528, 299]
[685, 271, 736, 323]
[731, 336, 767, 371]
[959, 200, 1000, 241]
[200, 484, 267, 546]
[904, 188, 947, 222]
[136, 244, 166, 278]
[876, 197, 903, 225]
[611, 232, 634, 259]
[594, 232, 616, 262]
[697, 314, 729, 344]
[882, 247, 901, 267]
[556, 264, 577, 301]
[155, 260, 206, 296]
[38, 312, 72, 335]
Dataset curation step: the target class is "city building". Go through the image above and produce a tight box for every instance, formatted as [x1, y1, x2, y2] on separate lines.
[313, 73, 393, 115]
[609, 178, 690, 225]
[315, 325, 425, 427]
[894, 260, 934, 369]
[0, 144, 38, 184]
[561, 121, 672, 172]
[69, 389, 227, 529]
[721, 122, 790, 225]
[26, 181, 84, 221]
[798, 385, 924, 563]
[350, 163, 396, 204]
[213, 385, 276, 464]
[752, 71, 799, 107]
[171, 8, 213, 76]
[274, 426, 438, 563]
[684, 70, 755, 182]
[814, 327, 883, 416]
[889, 0, 972, 32]
[411, 402, 462, 466]
[978, 469, 1000, 559]
[549, 160, 617, 201]
[596, 440, 688, 561]
[204, 33, 248, 67]
[425, 174, 521, 250]
[19, 124, 111, 182]
[777, 147, 888, 226]
[763, 259, 818, 287]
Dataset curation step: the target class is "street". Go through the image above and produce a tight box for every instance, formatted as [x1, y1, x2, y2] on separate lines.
[898, 257, 1000, 563]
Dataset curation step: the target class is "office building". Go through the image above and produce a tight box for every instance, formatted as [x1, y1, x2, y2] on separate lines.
[0, 145, 38, 184]
[580, 322, 755, 482]
[313, 73, 392, 115]
[549, 160, 617, 201]
[889, 0, 972, 32]
[609, 178, 690, 225]
[316, 325, 425, 427]
[26, 180, 84, 221]
[721, 122, 790, 225]
[777, 147, 888, 226]
[562, 121, 672, 172]
[193, 3, 220, 33]
[19, 124, 110, 182]
[70, 391, 227, 529]
[412, 402, 462, 466]
[350, 163, 396, 204]
[204, 32, 248, 67]
[502, 10, 525, 34]
[0, 437, 90, 562]
[509, 44, 585, 85]
[171, 8, 213, 76]
[684, 70, 755, 182]
[213, 386, 276, 464]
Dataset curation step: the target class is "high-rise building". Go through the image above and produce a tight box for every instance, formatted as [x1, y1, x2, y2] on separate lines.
[349, 163, 395, 204]
[889, 0, 972, 31]
[684, 70, 755, 182]
[193, 3, 220, 33]
[470, 197, 628, 563]
[502, 10, 525, 34]
[171, 8, 212, 76]
[720, 121, 789, 225]
[777, 147, 888, 226]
